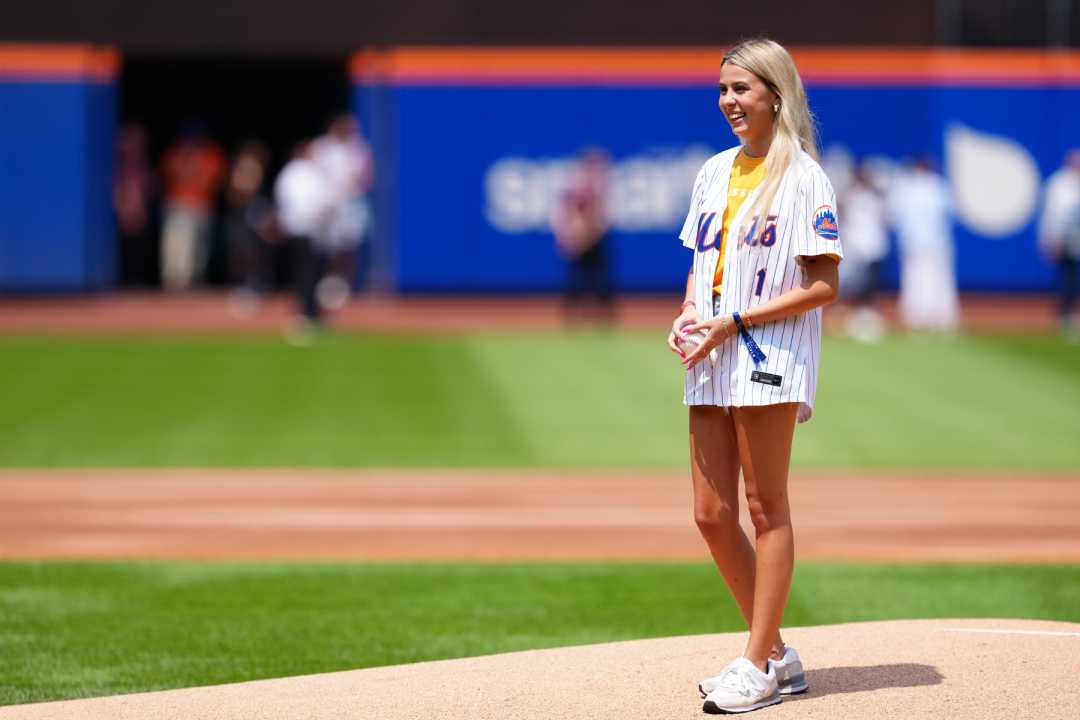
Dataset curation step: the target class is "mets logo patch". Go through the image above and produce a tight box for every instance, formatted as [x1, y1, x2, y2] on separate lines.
[812, 205, 839, 241]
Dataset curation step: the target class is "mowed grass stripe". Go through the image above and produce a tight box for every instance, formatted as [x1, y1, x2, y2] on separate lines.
[800, 333, 1080, 469]
[1, 332, 1078, 469]
[0, 336, 530, 467]
[472, 331, 1080, 469]
[1, 560, 1078, 705]
[468, 331, 688, 467]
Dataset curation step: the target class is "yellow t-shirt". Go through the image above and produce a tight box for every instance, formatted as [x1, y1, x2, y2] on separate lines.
[713, 152, 767, 294]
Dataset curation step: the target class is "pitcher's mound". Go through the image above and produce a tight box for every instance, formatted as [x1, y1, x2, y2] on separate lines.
[4, 618, 1078, 720]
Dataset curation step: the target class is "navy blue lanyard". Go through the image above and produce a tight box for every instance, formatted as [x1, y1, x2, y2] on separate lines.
[732, 312, 766, 365]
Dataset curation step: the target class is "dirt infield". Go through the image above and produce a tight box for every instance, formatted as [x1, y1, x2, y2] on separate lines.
[3, 469, 1078, 562]
[4, 618, 1077, 720]
[0, 292, 1060, 334]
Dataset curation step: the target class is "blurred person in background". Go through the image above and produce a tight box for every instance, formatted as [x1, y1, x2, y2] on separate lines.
[310, 113, 374, 309]
[223, 140, 276, 317]
[551, 147, 615, 327]
[839, 161, 889, 342]
[1038, 150, 1080, 339]
[274, 140, 334, 335]
[114, 123, 159, 288]
[159, 121, 226, 291]
[887, 154, 958, 332]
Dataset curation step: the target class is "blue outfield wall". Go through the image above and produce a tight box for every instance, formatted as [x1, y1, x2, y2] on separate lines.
[811, 84, 1072, 293]
[0, 50, 117, 292]
[353, 51, 1080, 294]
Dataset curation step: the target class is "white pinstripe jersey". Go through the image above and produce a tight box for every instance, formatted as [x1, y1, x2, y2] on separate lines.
[678, 146, 843, 416]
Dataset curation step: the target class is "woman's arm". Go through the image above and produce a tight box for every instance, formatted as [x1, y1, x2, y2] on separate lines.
[743, 255, 839, 326]
[680, 255, 839, 368]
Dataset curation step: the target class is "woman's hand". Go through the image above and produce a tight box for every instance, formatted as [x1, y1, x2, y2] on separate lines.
[667, 305, 702, 357]
[679, 315, 736, 369]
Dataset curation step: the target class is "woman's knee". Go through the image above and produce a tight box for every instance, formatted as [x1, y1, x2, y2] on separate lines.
[693, 502, 740, 535]
[744, 493, 791, 534]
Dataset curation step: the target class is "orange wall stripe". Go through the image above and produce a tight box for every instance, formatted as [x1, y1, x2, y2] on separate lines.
[350, 47, 1080, 86]
[0, 45, 120, 82]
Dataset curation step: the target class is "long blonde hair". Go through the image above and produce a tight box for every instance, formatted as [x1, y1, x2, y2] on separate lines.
[722, 39, 818, 238]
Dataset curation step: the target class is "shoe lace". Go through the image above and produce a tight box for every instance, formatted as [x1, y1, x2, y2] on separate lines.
[719, 666, 754, 697]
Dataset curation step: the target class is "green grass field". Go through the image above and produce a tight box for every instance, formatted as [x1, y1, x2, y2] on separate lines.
[2, 331, 1078, 469]
[4, 329, 1078, 706]
[3, 560, 1079, 705]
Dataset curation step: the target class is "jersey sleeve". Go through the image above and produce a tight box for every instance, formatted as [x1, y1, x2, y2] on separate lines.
[678, 163, 709, 250]
[795, 168, 843, 261]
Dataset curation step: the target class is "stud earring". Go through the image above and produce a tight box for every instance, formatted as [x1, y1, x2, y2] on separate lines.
[773, 104, 780, 112]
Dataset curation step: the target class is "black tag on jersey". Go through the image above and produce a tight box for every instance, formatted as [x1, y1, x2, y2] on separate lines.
[751, 371, 782, 387]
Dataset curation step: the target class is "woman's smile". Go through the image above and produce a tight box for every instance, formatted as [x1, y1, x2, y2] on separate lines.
[717, 62, 778, 155]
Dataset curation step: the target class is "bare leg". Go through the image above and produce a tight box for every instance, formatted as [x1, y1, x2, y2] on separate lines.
[732, 403, 799, 671]
[689, 406, 785, 655]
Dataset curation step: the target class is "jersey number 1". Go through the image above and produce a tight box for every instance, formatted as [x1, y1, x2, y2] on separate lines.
[754, 269, 766, 297]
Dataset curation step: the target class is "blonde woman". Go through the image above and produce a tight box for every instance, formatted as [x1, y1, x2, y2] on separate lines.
[666, 38, 842, 714]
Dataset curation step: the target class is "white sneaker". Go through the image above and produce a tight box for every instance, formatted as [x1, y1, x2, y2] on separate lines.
[700, 646, 807, 697]
[701, 657, 780, 714]
[768, 646, 808, 694]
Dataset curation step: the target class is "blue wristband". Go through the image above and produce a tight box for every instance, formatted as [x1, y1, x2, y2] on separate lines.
[732, 312, 767, 365]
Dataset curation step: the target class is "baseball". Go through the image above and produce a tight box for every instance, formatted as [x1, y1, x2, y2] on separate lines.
[677, 329, 707, 356]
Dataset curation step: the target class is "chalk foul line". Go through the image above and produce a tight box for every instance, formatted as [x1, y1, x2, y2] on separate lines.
[942, 628, 1080, 638]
